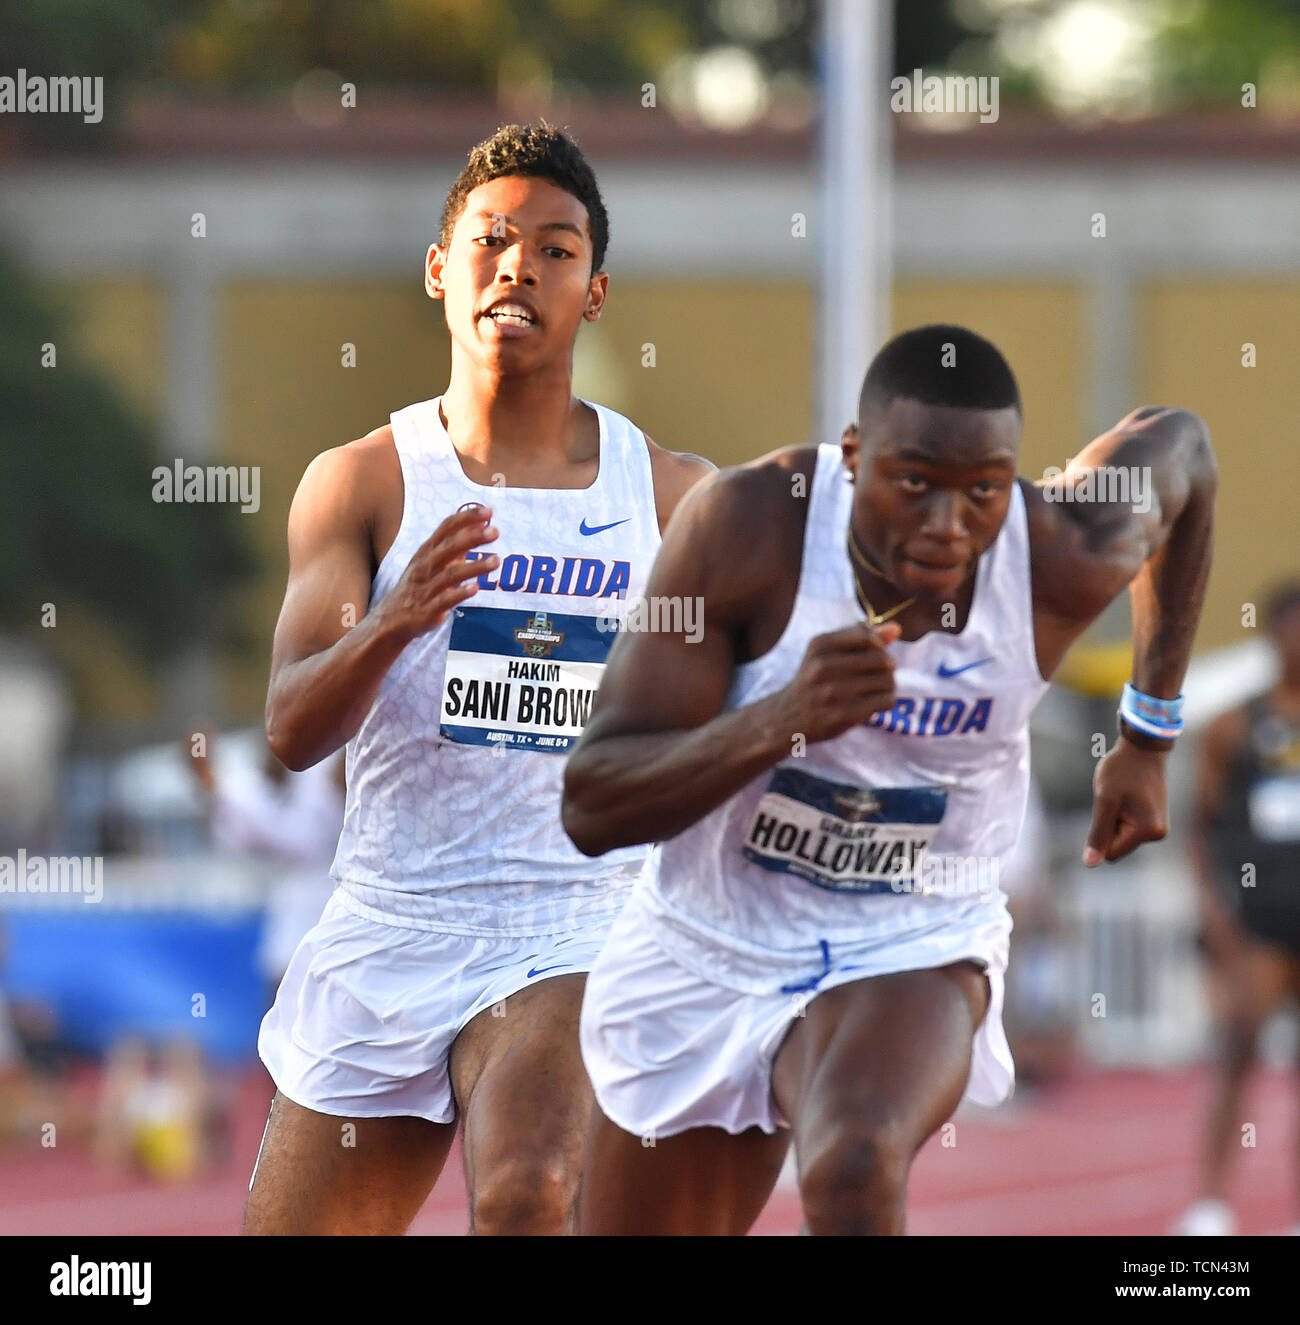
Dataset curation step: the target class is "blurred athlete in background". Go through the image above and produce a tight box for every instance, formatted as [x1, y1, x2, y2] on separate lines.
[1175, 581, 1300, 1236]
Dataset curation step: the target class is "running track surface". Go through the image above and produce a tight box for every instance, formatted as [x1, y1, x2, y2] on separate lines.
[0, 1065, 1293, 1235]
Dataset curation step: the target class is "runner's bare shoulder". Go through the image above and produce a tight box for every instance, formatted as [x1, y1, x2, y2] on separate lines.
[287, 423, 404, 561]
[664, 445, 815, 617]
[641, 433, 717, 534]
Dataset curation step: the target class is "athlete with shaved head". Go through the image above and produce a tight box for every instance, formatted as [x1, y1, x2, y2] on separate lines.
[564, 323, 1217, 1235]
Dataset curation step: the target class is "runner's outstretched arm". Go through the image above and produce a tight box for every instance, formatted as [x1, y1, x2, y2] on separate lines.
[1031, 406, 1217, 863]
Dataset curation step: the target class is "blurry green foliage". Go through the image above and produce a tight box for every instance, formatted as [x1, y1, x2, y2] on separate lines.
[1158, 0, 1300, 104]
[0, 249, 253, 666]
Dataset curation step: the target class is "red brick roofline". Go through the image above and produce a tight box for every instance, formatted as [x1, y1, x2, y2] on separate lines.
[2, 94, 1297, 164]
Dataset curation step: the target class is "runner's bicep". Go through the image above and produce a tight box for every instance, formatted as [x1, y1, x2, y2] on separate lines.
[585, 608, 736, 742]
[592, 472, 751, 736]
[270, 453, 375, 675]
[1052, 410, 1206, 571]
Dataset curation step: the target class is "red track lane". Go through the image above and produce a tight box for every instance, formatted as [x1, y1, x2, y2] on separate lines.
[0, 1065, 1293, 1236]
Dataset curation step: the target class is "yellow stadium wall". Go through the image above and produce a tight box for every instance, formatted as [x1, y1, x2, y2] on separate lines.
[1139, 279, 1300, 652]
[48, 278, 168, 723]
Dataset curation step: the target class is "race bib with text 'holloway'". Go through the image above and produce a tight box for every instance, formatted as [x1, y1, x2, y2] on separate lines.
[742, 766, 948, 894]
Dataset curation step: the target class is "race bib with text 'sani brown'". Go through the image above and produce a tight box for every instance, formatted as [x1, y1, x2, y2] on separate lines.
[742, 766, 948, 894]
[439, 605, 613, 754]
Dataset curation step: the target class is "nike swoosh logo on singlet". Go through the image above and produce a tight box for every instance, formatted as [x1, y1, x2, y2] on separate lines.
[526, 963, 572, 978]
[579, 518, 630, 536]
[937, 658, 993, 678]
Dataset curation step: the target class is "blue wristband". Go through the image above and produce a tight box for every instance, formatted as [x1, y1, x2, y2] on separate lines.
[1120, 682, 1184, 737]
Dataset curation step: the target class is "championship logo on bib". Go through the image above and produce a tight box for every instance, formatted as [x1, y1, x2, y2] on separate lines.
[440, 606, 614, 753]
[742, 766, 948, 894]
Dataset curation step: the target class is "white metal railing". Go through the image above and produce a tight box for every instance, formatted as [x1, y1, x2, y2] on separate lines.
[1059, 848, 1207, 1065]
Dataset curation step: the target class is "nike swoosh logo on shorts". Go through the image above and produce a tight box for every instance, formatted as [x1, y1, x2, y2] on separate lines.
[937, 658, 993, 678]
[526, 963, 571, 978]
[579, 518, 630, 536]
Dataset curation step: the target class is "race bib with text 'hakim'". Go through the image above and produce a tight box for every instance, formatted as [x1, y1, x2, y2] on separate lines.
[439, 606, 613, 754]
[742, 766, 948, 894]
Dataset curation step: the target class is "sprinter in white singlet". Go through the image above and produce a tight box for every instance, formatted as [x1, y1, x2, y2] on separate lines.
[246, 125, 711, 1235]
[564, 324, 1218, 1234]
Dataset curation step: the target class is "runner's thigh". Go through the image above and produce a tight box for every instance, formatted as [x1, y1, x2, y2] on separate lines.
[244, 1091, 455, 1235]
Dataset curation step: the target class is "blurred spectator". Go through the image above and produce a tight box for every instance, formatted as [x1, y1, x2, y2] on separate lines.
[0, 973, 33, 1146]
[95, 1037, 215, 1181]
[0, 917, 78, 1149]
[0, 643, 71, 854]
[187, 733, 344, 1005]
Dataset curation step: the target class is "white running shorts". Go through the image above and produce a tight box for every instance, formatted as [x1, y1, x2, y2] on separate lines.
[580, 887, 1015, 1139]
[259, 888, 610, 1123]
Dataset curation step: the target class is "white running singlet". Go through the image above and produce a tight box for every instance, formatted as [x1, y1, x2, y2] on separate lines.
[332, 396, 662, 936]
[638, 442, 1051, 991]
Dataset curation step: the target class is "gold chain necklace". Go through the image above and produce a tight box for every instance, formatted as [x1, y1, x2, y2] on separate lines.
[846, 529, 915, 627]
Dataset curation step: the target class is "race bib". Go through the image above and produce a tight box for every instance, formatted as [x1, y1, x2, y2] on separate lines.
[440, 606, 613, 754]
[741, 766, 948, 894]
[1248, 774, 1300, 843]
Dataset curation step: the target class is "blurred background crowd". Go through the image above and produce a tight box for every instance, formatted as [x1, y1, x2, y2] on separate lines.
[1, 0, 1298, 1234]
